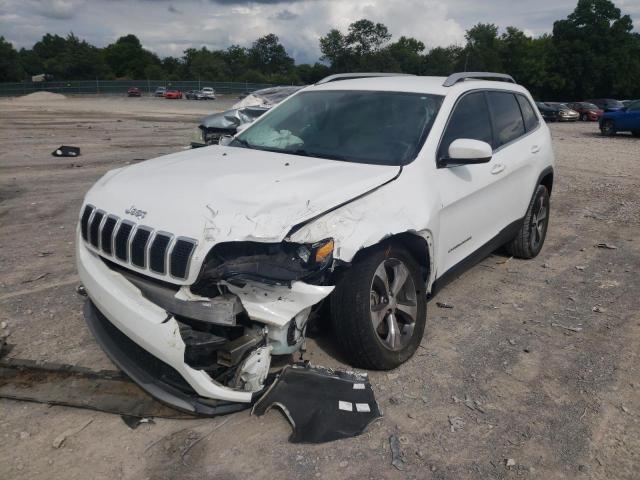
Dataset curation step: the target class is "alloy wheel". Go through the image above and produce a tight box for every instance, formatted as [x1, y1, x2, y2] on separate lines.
[369, 258, 418, 351]
[530, 195, 548, 251]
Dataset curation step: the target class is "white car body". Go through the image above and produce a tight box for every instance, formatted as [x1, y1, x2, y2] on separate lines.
[77, 73, 554, 413]
[200, 87, 216, 100]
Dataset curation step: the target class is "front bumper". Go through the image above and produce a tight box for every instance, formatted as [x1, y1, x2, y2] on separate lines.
[77, 239, 254, 406]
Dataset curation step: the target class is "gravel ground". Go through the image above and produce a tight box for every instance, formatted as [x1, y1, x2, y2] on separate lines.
[0, 95, 639, 480]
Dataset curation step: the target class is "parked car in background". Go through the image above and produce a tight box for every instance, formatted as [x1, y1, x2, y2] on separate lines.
[566, 102, 603, 121]
[621, 99, 639, 108]
[599, 100, 640, 136]
[535, 102, 559, 122]
[191, 85, 305, 147]
[185, 90, 205, 100]
[585, 98, 625, 112]
[200, 87, 216, 100]
[165, 89, 183, 100]
[545, 103, 579, 121]
[127, 87, 142, 97]
[154, 86, 166, 97]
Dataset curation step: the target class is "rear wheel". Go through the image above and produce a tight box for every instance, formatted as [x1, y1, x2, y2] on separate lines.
[580, 113, 588, 121]
[601, 120, 616, 136]
[331, 245, 426, 370]
[505, 185, 550, 259]
[632, 130, 640, 137]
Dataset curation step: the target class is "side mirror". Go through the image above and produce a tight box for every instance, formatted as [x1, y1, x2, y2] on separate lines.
[439, 138, 492, 167]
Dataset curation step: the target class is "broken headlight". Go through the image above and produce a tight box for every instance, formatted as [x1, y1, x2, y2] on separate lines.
[192, 238, 334, 292]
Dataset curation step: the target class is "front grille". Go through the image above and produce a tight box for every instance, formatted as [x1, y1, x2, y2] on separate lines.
[149, 233, 172, 274]
[131, 227, 152, 268]
[89, 210, 105, 248]
[79, 204, 197, 280]
[115, 221, 134, 261]
[171, 239, 197, 278]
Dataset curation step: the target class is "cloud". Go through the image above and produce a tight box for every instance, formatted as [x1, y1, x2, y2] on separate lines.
[25, 0, 85, 20]
[1, 0, 638, 64]
[270, 9, 298, 21]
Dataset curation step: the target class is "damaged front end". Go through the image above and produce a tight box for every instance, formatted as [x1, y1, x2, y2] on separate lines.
[78, 233, 335, 415]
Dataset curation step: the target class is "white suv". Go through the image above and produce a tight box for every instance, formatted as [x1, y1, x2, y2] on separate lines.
[77, 72, 554, 413]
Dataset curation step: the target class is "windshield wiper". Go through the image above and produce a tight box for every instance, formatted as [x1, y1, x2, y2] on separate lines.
[231, 137, 254, 149]
[290, 149, 350, 162]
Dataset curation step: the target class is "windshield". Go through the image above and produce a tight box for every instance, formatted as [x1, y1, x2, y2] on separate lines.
[604, 99, 624, 108]
[230, 90, 443, 166]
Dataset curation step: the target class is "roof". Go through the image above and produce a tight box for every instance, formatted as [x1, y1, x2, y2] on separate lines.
[308, 75, 528, 97]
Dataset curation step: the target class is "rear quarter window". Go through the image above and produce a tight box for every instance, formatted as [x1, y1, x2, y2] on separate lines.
[487, 91, 526, 148]
[516, 95, 539, 132]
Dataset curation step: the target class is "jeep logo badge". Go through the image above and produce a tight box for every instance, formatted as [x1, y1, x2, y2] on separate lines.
[125, 205, 147, 220]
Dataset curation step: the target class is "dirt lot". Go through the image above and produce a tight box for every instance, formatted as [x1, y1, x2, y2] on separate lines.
[1, 94, 639, 480]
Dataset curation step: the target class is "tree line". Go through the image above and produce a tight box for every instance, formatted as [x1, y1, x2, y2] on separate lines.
[0, 0, 638, 100]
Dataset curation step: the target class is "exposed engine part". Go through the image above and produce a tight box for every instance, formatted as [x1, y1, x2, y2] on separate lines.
[177, 320, 228, 369]
[193, 239, 334, 292]
[217, 334, 262, 367]
[234, 345, 273, 392]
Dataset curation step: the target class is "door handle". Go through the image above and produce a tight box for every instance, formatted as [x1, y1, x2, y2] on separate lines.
[491, 164, 505, 175]
[531, 145, 541, 153]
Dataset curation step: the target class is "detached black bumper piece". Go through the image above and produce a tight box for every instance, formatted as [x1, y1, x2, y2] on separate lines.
[83, 300, 249, 416]
[252, 363, 382, 443]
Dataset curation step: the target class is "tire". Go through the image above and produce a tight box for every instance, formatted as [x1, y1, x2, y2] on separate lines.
[504, 184, 550, 259]
[601, 120, 616, 136]
[330, 244, 426, 370]
[580, 113, 587, 121]
[632, 130, 640, 137]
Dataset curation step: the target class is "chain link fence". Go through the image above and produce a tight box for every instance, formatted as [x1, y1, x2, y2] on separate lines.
[0, 80, 276, 97]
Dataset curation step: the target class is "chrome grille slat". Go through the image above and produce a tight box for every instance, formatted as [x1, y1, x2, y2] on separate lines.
[89, 210, 105, 248]
[100, 215, 119, 256]
[81, 205, 197, 281]
[131, 227, 153, 268]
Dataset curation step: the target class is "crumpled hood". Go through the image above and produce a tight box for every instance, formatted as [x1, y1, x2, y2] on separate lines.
[86, 145, 400, 245]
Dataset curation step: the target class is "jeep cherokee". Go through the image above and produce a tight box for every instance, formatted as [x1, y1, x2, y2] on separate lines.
[77, 72, 554, 414]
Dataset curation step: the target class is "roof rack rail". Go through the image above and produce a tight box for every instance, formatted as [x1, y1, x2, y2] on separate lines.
[443, 72, 516, 87]
[316, 73, 414, 85]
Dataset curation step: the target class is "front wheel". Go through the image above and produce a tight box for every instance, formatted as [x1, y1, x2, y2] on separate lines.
[631, 130, 640, 137]
[580, 113, 588, 121]
[331, 245, 426, 370]
[505, 184, 550, 259]
[601, 120, 616, 136]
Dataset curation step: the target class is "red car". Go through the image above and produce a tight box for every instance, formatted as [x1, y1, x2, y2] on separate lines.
[567, 102, 604, 121]
[127, 87, 142, 97]
[164, 89, 183, 100]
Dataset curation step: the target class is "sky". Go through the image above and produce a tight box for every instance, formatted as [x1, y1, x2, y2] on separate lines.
[1, 0, 639, 63]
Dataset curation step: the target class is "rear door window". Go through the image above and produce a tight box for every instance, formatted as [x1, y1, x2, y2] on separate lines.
[487, 91, 526, 148]
[438, 91, 493, 159]
[516, 95, 539, 132]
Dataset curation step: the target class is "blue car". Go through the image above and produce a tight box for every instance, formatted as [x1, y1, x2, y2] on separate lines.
[599, 100, 640, 137]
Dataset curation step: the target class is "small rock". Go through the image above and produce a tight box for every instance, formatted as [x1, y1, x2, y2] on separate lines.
[436, 302, 454, 309]
[0, 321, 7, 329]
[592, 305, 605, 313]
[508, 339, 516, 345]
[575, 266, 586, 271]
[339, 461, 348, 468]
[19, 431, 30, 440]
[448, 416, 465, 432]
[505, 458, 516, 468]
[621, 405, 629, 413]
